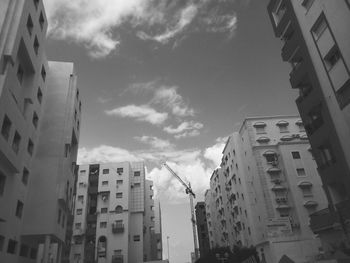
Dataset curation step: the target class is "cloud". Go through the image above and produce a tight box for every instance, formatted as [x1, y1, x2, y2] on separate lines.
[43, 0, 243, 57]
[203, 136, 228, 167]
[134, 136, 174, 150]
[105, 104, 168, 125]
[163, 121, 203, 138]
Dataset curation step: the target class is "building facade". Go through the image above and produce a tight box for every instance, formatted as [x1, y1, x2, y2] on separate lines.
[205, 116, 329, 263]
[70, 162, 162, 263]
[0, 1, 81, 263]
[195, 202, 210, 258]
[267, 1, 350, 259]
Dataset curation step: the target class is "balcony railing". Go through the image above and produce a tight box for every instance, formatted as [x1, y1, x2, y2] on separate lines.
[112, 255, 124, 263]
[112, 223, 124, 233]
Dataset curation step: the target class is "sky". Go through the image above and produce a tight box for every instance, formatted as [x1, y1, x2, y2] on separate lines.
[43, 0, 299, 262]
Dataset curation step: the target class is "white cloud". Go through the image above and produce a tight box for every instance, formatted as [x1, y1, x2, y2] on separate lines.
[134, 136, 174, 150]
[164, 121, 203, 134]
[174, 129, 201, 139]
[105, 104, 168, 125]
[203, 136, 228, 167]
[43, 0, 243, 57]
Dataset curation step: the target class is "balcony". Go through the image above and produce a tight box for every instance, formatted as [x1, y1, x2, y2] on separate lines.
[88, 186, 98, 194]
[85, 227, 96, 236]
[274, 5, 290, 37]
[112, 255, 124, 263]
[112, 223, 124, 234]
[289, 60, 307, 88]
[309, 208, 340, 233]
[87, 214, 97, 222]
[281, 27, 298, 62]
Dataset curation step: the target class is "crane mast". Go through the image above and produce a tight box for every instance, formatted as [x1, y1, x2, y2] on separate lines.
[162, 162, 199, 261]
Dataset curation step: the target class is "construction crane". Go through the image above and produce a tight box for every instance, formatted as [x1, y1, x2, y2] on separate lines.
[162, 162, 199, 261]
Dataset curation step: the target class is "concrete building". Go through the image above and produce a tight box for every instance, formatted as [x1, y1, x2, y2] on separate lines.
[195, 202, 210, 258]
[267, 1, 350, 259]
[70, 162, 162, 263]
[206, 116, 329, 263]
[0, 1, 81, 263]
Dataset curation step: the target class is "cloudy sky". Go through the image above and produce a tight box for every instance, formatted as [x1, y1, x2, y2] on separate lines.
[43, 0, 298, 262]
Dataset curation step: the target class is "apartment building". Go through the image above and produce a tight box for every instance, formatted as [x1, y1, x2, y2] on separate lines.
[0, 1, 82, 263]
[151, 201, 163, 261]
[70, 162, 162, 263]
[206, 116, 329, 263]
[267, 1, 350, 258]
[195, 202, 210, 258]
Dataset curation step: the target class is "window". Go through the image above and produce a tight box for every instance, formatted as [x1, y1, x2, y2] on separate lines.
[77, 195, 84, 202]
[76, 209, 82, 215]
[101, 208, 108, 214]
[133, 235, 140, 242]
[79, 182, 84, 187]
[37, 87, 43, 103]
[279, 125, 288, 133]
[39, 12, 45, 30]
[32, 112, 39, 128]
[15, 200, 24, 218]
[324, 46, 341, 71]
[0, 173, 5, 196]
[61, 213, 65, 227]
[1, 115, 11, 141]
[7, 239, 17, 254]
[116, 180, 123, 185]
[117, 168, 123, 174]
[0, 235, 4, 251]
[312, 16, 327, 40]
[102, 181, 108, 186]
[301, 187, 313, 197]
[116, 192, 123, 198]
[306, 104, 323, 134]
[102, 169, 109, 174]
[100, 222, 107, 228]
[27, 15, 33, 36]
[33, 36, 39, 55]
[22, 167, 29, 185]
[292, 151, 301, 159]
[27, 139, 34, 156]
[74, 110, 77, 121]
[17, 64, 24, 84]
[30, 248, 37, 259]
[296, 168, 306, 176]
[134, 171, 140, 176]
[75, 223, 81, 229]
[319, 144, 335, 167]
[80, 170, 86, 174]
[134, 183, 141, 188]
[57, 209, 61, 223]
[41, 65, 46, 81]
[33, 0, 39, 9]
[301, 0, 315, 10]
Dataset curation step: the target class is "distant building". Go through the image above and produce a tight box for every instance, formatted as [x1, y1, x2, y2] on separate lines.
[0, 1, 81, 263]
[70, 162, 162, 263]
[205, 116, 329, 263]
[267, 1, 350, 259]
[195, 202, 210, 257]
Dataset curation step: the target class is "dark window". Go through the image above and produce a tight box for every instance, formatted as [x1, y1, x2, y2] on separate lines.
[319, 144, 336, 167]
[37, 87, 43, 103]
[324, 46, 341, 71]
[1, 115, 11, 141]
[22, 167, 29, 185]
[116, 193, 123, 199]
[292, 151, 301, 159]
[117, 168, 123, 174]
[133, 235, 140, 242]
[33, 0, 39, 9]
[33, 36, 39, 55]
[305, 104, 323, 135]
[30, 248, 37, 259]
[58, 209, 61, 224]
[20, 244, 29, 257]
[39, 12, 45, 30]
[0, 172, 5, 196]
[32, 112, 39, 128]
[41, 65, 46, 81]
[26, 15, 33, 36]
[296, 168, 306, 176]
[16, 200, 24, 218]
[12, 131, 21, 154]
[312, 16, 327, 40]
[17, 64, 24, 84]
[134, 171, 140, 176]
[0, 235, 4, 251]
[101, 207, 108, 214]
[301, 0, 315, 10]
[102, 169, 109, 174]
[7, 239, 17, 254]
[27, 139, 34, 156]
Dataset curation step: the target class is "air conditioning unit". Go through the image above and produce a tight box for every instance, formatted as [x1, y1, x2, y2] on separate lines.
[280, 197, 287, 202]
[292, 134, 300, 138]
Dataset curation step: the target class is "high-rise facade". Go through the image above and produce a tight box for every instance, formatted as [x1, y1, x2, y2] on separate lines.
[205, 116, 329, 263]
[70, 162, 162, 263]
[267, 1, 350, 257]
[195, 202, 210, 258]
[0, 1, 82, 262]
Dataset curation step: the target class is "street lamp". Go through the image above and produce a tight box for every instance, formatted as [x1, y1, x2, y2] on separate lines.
[216, 252, 229, 263]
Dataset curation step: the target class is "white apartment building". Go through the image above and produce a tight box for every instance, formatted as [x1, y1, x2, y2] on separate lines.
[267, 1, 350, 259]
[205, 116, 329, 263]
[0, 1, 82, 263]
[70, 162, 162, 263]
